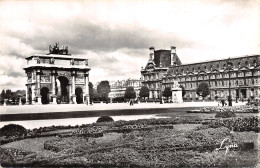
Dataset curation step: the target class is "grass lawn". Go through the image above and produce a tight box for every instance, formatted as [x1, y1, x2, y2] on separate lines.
[0, 110, 259, 167]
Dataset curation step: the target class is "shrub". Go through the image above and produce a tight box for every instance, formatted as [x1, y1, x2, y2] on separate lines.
[215, 111, 236, 118]
[0, 124, 27, 137]
[206, 117, 259, 132]
[96, 116, 114, 123]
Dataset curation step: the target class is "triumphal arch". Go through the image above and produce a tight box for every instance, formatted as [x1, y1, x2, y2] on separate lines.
[23, 43, 91, 105]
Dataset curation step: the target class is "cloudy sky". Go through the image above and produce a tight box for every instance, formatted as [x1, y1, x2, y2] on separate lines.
[0, 0, 259, 90]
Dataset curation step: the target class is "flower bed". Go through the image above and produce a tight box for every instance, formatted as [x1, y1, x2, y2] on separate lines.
[2, 120, 258, 167]
[215, 111, 236, 118]
[204, 116, 259, 132]
[187, 105, 259, 113]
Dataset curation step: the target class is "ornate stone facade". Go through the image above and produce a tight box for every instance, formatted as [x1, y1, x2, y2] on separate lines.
[24, 45, 91, 105]
[108, 79, 143, 99]
[141, 46, 181, 99]
[141, 46, 260, 101]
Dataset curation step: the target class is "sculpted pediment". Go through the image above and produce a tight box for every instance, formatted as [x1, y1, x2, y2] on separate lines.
[238, 66, 250, 71]
[210, 69, 220, 73]
[145, 63, 155, 71]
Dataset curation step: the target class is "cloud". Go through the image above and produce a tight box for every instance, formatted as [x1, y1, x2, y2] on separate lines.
[0, 0, 259, 91]
[4, 18, 193, 54]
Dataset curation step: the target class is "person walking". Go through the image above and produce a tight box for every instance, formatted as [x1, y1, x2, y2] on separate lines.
[129, 99, 133, 106]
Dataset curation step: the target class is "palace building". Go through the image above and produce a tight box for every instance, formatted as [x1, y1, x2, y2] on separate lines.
[141, 46, 181, 99]
[108, 79, 142, 99]
[24, 43, 91, 105]
[141, 46, 260, 101]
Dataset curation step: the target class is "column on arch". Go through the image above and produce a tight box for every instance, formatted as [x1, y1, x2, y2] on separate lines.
[36, 69, 42, 104]
[71, 70, 77, 104]
[84, 72, 90, 105]
[51, 70, 57, 104]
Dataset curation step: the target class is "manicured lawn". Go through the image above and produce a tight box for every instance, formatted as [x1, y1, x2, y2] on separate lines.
[0, 108, 259, 167]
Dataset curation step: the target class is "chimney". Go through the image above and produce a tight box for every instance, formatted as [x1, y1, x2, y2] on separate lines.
[149, 47, 155, 61]
[171, 46, 176, 66]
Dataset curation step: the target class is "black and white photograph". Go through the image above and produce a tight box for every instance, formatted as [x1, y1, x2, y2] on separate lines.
[0, 0, 259, 167]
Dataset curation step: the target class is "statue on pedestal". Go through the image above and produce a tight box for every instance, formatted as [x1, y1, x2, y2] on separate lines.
[49, 42, 69, 55]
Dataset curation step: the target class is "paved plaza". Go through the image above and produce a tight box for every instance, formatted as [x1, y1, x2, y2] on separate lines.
[0, 101, 247, 115]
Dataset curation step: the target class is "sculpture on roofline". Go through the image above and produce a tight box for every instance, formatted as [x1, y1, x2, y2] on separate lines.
[49, 42, 69, 55]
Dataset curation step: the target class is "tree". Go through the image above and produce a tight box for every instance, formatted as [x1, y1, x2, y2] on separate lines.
[5, 89, 12, 100]
[97, 81, 111, 102]
[93, 88, 100, 101]
[124, 87, 136, 100]
[196, 82, 210, 99]
[139, 86, 149, 99]
[0, 90, 5, 104]
[89, 82, 94, 104]
[16, 90, 26, 104]
[163, 87, 172, 99]
[179, 85, 186, 97]
[10, 92, 18, 104]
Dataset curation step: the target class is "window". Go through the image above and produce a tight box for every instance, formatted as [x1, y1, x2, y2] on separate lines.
[215, 81, 217, 86]
[216, 64, 219, 68]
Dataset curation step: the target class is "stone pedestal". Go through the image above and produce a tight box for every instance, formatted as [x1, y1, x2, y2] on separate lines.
[3, 99, 8, 106]
[19, 98, 22, 106]
[26, 100, 30, 105]
[85, 96, 90, 105]
[85, 94, 90, 105]
[172, 88, 183, 103]
[161, 98, 164, 104]
[199, 96, 203, 101]
[52, 95, 57, 104]
[71, 94, 76, 104]
[36, 96, 42, 105]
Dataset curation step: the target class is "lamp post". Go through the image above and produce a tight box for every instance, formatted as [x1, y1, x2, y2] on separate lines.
[227, 58, 233, 106]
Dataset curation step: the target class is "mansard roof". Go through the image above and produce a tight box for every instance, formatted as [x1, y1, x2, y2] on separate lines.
[179, 54, 259, 66]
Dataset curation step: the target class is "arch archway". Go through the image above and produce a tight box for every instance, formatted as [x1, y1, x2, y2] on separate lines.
[41, 87, 50, 104]
[57, 76, 69, 103]
[75, 87, 83, 104]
